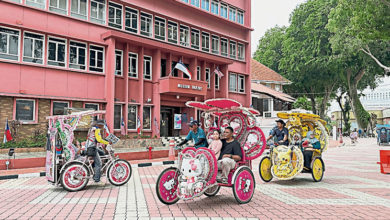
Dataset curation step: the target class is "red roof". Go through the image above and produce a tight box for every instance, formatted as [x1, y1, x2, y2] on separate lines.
[251, 83, 295, 103]
[251, 59, 290, 83]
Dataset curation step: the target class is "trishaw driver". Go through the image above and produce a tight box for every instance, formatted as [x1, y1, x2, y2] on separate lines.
[267, 119, 289, 146]
[86, 120, 111, 185]
[177, 120, 208, 149]
[217, 127, 242, 184]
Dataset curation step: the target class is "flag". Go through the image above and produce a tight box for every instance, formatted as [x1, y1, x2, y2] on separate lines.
[120, 118, 126, 135]
[3, 119, 12, 143]
[213, 66, 224, 78]
[154, 117, 159, 135]
[137, 115, 141, 135]
[174, 61, 192, 80]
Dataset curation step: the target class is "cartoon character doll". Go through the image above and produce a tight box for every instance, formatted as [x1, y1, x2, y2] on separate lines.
[179, 156, 204, 197]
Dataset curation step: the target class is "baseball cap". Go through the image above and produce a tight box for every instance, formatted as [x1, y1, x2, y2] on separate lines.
[188, 120, 199, 127]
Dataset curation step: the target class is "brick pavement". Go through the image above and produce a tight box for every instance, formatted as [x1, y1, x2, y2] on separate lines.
[0, 138, 389, 219]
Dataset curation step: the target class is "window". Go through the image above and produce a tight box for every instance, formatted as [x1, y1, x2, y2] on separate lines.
[180, 25, 190, 47]
[140, 12, 153, 37]
[125, 7, 138, 33]
[182, 0, 188, 3]
[143, 106, 151, 130]
[0, 27, 19, 61]
[201, 32, 210, 52]
[143, 55, 152, 80]
[71, 0, 87, 20]
[237, 10, 244, 24]
[197, 66, 201, 80]
[275, 84, 281, 91]
[89, 45, 104, 72]
[90, 0, 106, 24]
[229, 7, 236, 22]
[229, 40, 236, 59]
[211, 35, 219, 54]
[171, 61, 178, 77]
[85, 103, 99, 110]
[114, 104, 122, 129]
[183, 63, 190, 79]
[238, 43, 245, 60]
[215, 73, 220, 90]
[26, 0, 45, 9]
[221, 38, 228, 56]
[23, 32, 44, 64]
[155, 17, 166, 41]
[128, 105, 137, 130]
[211, 1, 218, 15]
[229, 73, 237, 92]
[115, 50, 123, 76]
[191, 0, 199, 7]
[238, 75, 245, 93]
[69, 41, 86, 70]
[47, 37, 66, 67]
[168, 21, 178, 44]
[191, 29, 200, 50]
[128, 52, 138, 78]
[15, 99, 35, 122]
[201, 0, 209, 11]
[206, 68, 210, 88]
[161, 59, 167, 77]
[52, 101, 69, 115]
[220, 4, 227, 18]
[49, 0, 67, 14]
[108, 2, 122, 29]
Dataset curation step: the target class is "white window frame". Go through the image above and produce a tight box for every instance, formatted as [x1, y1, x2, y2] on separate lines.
[191, 28, 200, 50]
[168, 21, 178, 44]
[108, 2, 123, 29]
[154, 16, 166, 41]
[47, 36, 67, 67]
[237, 10, 244, 25]
[69, 40, 87, 70]
[197, 66, 201, 81]
[238, 74, 245, 93]
[220, 3, 228, 18]
[89, 44, 105, 73]
[90, 0, 106, 24]
[49, 0, 68, 15]
[127, 104, 138, 130]
[215, 72, 220, 90]
[15, 99, 36, 122]
[52, 101, 69, 115]
[143, 106, 152, 130]
[229, 40, 236, 59]
[211, 35, 219, 54]
[140, 12, 153, 37]
[180, 25, 190, 47]
[191, 0, 200, 7]
[71, 0, 88, 20]
[23, 31, 45, 64]
[125, 7, 138, 33]
[221, 38, 228, 57]
[143, 55, 152, 80]
[238, 43, 245, 61]
[206, 68, 210, 89]
[26, 0, 46, 9]
[228, 6, 236, 22]
[211, 0, 219, 15]
[114, 104, 122, 130]
[128, 52, 138, 78]
[229, 72, 237, 92]
[115, 49, 123, 76]
[0, 26, 20, 62]
[201, 32, 210, 52]
[201, 0, 209, 11]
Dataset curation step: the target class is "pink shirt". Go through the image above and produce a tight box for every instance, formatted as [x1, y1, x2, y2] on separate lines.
[209, 140, 223, 159]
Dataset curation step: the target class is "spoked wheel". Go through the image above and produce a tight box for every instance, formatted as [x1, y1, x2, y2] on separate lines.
[61, 162, 89, 192]
[259, 156, 273, 182]
[107, 159, 132, 186]
[204, 185, 220, 197]
[311, 158, 324, 182]
[156, 167, 180, 205]
[233, 167, 255, 204]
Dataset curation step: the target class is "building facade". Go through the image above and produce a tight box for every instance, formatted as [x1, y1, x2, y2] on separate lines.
[0, 0, 252, 139]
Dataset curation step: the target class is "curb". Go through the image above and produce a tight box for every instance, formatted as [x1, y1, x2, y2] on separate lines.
[0, 161, 176, 181]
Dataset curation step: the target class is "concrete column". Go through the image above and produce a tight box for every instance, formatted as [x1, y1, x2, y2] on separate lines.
[245, 73, 251, 107]
[211, 64, 216, 99]
[221, 64, 229, 99]
[167, 53, 172, 76]
[124, 44, 129, 134]
[138, 47, 145, 133]
[152, 49, 161, 138]
[190, 57, 197, 81]
[104, 38, 116, 132]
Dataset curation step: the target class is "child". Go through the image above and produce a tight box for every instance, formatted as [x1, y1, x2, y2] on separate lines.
[208, 130, 223, 159]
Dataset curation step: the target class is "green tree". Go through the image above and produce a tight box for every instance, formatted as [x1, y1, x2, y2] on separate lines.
[292, 96, 312, 110]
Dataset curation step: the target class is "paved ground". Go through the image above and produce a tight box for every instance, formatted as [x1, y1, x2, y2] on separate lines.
[0, 138, 389, 220]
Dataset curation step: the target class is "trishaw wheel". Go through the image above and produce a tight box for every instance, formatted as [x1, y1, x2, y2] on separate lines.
[311, 158, 324, 182]
[259, 156, 273, 182]
[233, 167, 255, 204]
[60, 162, 89, 192]
[204, 185, 220, 197]
[107, 159, 132, 186]
[156, 167, 180, 205]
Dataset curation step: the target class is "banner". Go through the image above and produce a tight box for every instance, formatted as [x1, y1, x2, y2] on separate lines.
[174, 114, 182, 129]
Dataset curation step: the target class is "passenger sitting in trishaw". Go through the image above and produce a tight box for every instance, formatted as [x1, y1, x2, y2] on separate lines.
[301, 131, 321, 171]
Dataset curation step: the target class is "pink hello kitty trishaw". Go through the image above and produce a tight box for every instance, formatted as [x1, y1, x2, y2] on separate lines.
[156, 99, 266, 204]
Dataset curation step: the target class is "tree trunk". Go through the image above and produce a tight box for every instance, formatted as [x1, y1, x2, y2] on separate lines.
[318, 83, 335, 119]
[309, 94, 317, 115]
[336, 94, 351, 132]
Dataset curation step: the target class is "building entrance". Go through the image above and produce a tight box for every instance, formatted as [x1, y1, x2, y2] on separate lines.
[160, 106, 180, 137]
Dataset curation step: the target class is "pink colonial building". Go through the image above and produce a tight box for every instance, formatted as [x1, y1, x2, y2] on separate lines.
[0, 0, 252, 139]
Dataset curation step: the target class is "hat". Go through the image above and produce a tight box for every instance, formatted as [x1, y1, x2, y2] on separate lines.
[95, 119, 106, 126]
[275, 119, 286, 126]
[188, 120, 199, 127]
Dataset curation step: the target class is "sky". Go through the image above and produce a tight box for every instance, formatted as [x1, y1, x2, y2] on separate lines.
[250, 0, 307, 56]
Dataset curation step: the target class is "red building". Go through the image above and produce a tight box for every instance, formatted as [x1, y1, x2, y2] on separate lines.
[0, 0, 252, 138]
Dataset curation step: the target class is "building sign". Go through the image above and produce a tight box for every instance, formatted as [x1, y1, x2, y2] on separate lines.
[177, 84, 202, 91]
[174, 114, 182, 129]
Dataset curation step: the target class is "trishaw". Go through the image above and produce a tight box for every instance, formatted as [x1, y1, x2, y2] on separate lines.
[376, 124, 390, 145]
[45, 109, 132, 192]
[259, 113, 329, 182]
[156, 99, 267, 204]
